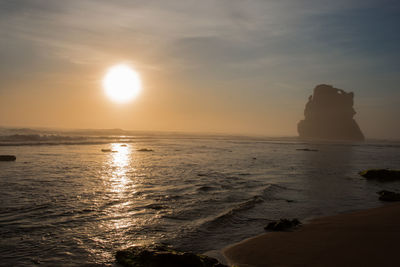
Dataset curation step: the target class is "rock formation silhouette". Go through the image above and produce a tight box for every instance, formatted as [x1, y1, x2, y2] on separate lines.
[298, 84, 364, 141]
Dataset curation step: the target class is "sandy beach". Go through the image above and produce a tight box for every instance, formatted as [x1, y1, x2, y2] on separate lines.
[224, 203, 400, 267]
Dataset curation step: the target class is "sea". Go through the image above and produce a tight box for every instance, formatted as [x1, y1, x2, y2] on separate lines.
[1, 130, 400, 266]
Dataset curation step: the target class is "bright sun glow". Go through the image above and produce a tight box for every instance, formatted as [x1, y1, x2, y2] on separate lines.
[103, 64, 141, 103]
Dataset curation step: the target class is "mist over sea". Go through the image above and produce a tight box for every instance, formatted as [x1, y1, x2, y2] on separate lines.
[1, 130, 400, 266]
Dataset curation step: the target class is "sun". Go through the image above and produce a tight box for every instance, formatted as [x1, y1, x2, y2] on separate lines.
[103, 64, 141, 103]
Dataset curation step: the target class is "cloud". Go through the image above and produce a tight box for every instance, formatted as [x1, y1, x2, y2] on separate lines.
[0, 0, 399, 137]
[1, 0, 399, 84]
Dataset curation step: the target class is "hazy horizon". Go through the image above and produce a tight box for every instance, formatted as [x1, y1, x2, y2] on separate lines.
[0, 124, 301, 138]
[1, 125, 400, 142]
[1, 0, 399, 139]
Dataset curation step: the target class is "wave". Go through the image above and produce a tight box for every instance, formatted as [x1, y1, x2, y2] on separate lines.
[0, 134, 137, 146]
[180, 184, 287, 235]
[206, 195, 264, 226]
[0, 134, 87, 142]
[0, 141, 131, 146]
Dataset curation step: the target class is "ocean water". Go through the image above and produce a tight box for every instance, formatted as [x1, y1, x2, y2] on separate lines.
[1, 133, 400, 266]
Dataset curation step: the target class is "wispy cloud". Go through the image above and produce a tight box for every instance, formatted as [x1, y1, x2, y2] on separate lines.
[0, 0, 399, 137]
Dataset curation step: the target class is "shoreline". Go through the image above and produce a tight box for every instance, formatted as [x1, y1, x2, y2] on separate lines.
[222, 203, 400, 267]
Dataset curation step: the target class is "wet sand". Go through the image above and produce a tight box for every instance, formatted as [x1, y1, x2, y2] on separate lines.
[223, 203, 400, 267]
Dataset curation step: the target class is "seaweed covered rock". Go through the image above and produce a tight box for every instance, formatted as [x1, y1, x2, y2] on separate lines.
[377, 190, 400, 201]
[115, 245, 227, 267]
[298, 84, 364, 141]
[359, 169, 400, 182]
[0, 155, 16, 161]
[264, 218, 301, 231]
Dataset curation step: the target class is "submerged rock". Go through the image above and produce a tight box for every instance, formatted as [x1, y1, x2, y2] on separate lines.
[377, 190, 400, 201]
[298, 84, 364, 141]
[137, 148, 154, 152]
[359, 169, 400, 182]
[101, 149, 117, 152]
[264, 218, 301, 231]
[197, 186, 215, 192]
[0, 155, 16, 161]
[115, 245, 227, 267]
[296, 148, 318, 152]
[144, 203, 168, 210]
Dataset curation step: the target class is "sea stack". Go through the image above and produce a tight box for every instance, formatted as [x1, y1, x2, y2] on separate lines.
[298, 84, 364, 141]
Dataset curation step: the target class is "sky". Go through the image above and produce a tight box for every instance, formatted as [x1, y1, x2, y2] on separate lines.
[0, 0, 399, 138]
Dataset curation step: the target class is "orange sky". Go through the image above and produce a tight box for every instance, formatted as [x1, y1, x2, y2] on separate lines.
[0, 1, 399, 139]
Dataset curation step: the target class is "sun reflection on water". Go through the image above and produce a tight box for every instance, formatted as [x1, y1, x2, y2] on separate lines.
[100, 143, 156, 248]
[100, 143, 138, 238]
[108, 143, 131, 192]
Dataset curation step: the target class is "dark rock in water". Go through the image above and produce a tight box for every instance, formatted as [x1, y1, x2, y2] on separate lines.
[101, 149, 117, 152]
[144, 204, 168, 210]
[30, 258, 40, 265]
[377, 190, 400, 201]
[264, 218, 301, 231]
[120, 144, 128, 147]
[197, 186, 215, 192]
[298, 84, 364, 141]
[0, 155, 16, 161]
[359, 169, 400, 182]
[137, 148, 154, 152]
[115, 245, 227, 267]
[296, 148, 318, 152]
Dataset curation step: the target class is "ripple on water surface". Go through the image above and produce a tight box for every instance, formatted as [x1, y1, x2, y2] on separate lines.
[1, 138, 400, 265]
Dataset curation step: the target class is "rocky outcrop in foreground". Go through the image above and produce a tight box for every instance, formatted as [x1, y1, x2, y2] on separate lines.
[116, 245, 227, 267]
[359, 169, 400, 182]
[0, 155, 16, 161]
[298, 84, 364, 141]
